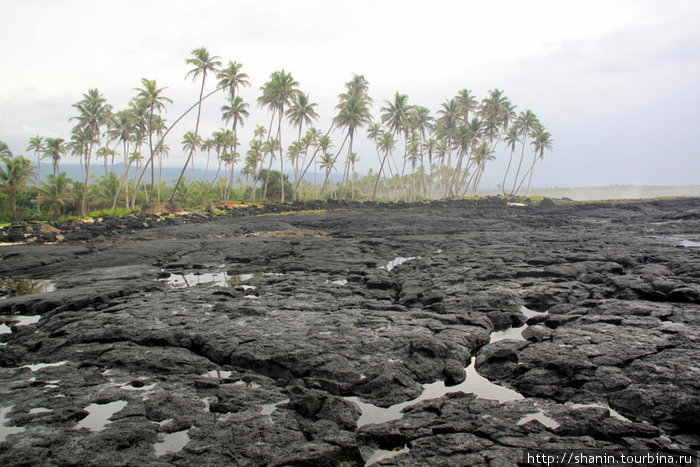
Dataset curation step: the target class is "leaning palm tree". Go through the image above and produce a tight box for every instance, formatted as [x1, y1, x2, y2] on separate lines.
[170, 47, 221, 201]
[519, 123, 553, 195]
[465, 141, 496, 195]
[0, 156, 36, 221]
[509, 109, 540, 195]
[372, 131, 396, 201]
[258, 70, 300, 202]
[42, 137, 68, 178]
[318, 152, 336, 196]
[181, 131, 203, 179]
[501, 125, 520, 195]
[134, 78, 172, 199]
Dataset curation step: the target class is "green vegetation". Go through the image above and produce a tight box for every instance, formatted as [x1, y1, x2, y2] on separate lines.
[0, 47, 557, 223]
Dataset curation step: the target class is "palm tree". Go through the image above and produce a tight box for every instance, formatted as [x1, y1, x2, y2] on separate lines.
[39, 173, 73, 221]
[372, 131, 396, 201]
[42, 137, 68, 177]
[319, 152, 336, 196]
[333, 75, 372, 197]
[170, 47, 222, 201]
[465, 142, 495, 195]
[286, 92, 318, 199]
[451, 118, 484, 194]
[96, 146, 117, 176]
[287, 92, 319, 143]
[134, 78, 172, 199]
[0, 141, 12, 160]
[221, 97, 249, 185]
[501, 126, 520, 195]
[26, 136, 44, 211]
[108, 109, 139, 209]
[258, 70, 299, 202]
[348, 152, 359, 199]
[0, 156, 35, 221]
[509, 109, 540, 195]
[71, 88, 113, 216]
[245, 139, 264, 197]
[456, 89, 478, 123]
[407, 106, 433, 197]
[380, 92, 410, 178]
[26, 136, 44, 183]
[519, 123, 553, 195]
[479, 89, 515, 148]
[435, 98, 459, 196]
[217, 61, 250, 103]
[224, 150, 240, 200]
[181, 131, 203, 177]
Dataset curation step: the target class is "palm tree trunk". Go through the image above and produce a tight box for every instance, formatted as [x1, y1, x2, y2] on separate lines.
[372, 149, 391, 201]
[80, 141, 94, 217]
[510, 137, 528, 195]
[501, 149, 515, 195]
[170, 75, 208, 202]
[148, 107, 155, 200]
[227, 159, 235, 200]
[278, 109, 285, 203]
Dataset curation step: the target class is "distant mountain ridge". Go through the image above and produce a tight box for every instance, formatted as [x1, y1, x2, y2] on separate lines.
[41, 164, 700, 201]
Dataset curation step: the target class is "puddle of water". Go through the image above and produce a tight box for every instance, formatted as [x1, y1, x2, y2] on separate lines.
[75, 400, 127, 431]
[517, 409, 560, 429]
[22, 361, 68, 372]
[365, 446, 410, 466]
[489, 325, 526, 343]
[567, 402, 632, 423]
[154, 429, 190, 457]
[163, 271, 229, 287]
[1, 315, 42, 335]
[202, 370, 237, 379]
[489, 306, 547, 343]
[163, 271, 280, 288]
[347, 357, 523, 427]
[260, 398, 289, 423]
[0, 406, 25, 442]
[0, 279, 55, 299]
[382, 257, 419, 272]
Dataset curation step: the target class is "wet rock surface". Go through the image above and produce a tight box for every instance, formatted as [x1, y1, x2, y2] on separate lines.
[0, 197, 699, 465]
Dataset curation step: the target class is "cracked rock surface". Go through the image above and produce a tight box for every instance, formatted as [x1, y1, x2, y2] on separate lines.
[0, 198, 698, 465]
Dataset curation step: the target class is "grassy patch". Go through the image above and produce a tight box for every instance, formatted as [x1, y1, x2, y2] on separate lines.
[87, 207, 135, 218]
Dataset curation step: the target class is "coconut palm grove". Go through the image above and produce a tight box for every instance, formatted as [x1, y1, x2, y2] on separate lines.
[0, 47, 552, 223]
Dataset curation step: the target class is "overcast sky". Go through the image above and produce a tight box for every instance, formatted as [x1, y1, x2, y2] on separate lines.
[1, 0, 699, 188]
